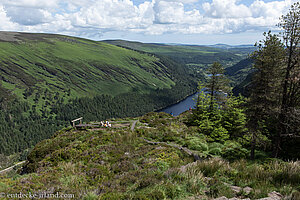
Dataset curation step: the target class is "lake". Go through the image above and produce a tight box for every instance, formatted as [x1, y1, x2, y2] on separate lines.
[158, 93, 198, 116]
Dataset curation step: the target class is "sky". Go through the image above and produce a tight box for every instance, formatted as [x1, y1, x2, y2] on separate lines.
[0, 0, 297, 45]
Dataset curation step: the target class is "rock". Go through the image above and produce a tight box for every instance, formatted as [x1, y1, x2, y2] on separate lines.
[215, 196, 229, 200]
[230, 185, 242, 193]
[228, 185, 252, 195]
[258, 191, 282, 200]
[155, 146, 166, 150]
[268, 191, 282, 199]
[243, 186, 252, 195]
[204, 177, 212, 181]
[214, 197, 250, 200]
[186, 195, 208, 200]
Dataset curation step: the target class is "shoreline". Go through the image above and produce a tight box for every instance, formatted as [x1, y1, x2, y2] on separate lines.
[155, 91, 197, 113]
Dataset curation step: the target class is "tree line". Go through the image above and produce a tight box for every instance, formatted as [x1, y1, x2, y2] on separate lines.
[248, 2, 300, 158]
[191, 3, 300, 159]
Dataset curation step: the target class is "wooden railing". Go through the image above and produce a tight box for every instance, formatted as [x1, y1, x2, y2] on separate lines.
[71, 117, 83, 128]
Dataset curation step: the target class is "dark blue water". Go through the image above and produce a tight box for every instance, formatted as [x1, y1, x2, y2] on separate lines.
[159, 93, 198, 116]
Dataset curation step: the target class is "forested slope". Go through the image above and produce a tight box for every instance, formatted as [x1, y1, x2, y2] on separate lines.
[225, 58, 254, 86]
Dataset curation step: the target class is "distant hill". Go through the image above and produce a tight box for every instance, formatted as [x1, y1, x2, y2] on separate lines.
[104, 40, 256, 87]
[206, 43, 254, 49]
[0, 33, 254, 156]
[233, 72, 254, 97]
[103, 40, 251, 66]
[225, 58, 254, 86]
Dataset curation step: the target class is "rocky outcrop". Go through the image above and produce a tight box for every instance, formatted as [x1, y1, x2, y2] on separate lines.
[213, 191, 283, 200]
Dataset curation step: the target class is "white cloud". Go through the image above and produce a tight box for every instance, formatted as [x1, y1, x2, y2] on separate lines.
[0, 0, 298, 38]
[203, 0, 252, 18]
[250, 0, 292, 18]
[0, 5, 18, 30]
[2, 0, 58, 9]
[156, 0, 198, 3]
[4, 6, 53, 25]
[153, 1, 202, 24]
[201, 0, 296, 33]
[68, 0, 151, 31]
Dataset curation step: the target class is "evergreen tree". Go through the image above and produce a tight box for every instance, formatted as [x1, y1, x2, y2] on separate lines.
[205, 62, 230, 110]
[275, 2, 300, 157]
[247, 31, 285, 159]
[248, 3, 300, 158]
[192, 72, 246, 143]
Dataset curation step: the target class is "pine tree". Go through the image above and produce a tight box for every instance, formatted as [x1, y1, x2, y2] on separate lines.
[247, 31, 285, 159]
[205, 62, 230, 110]
[192, 66, 246, 143]
[275, 2, 300, 157]
[248, 3, 300, 158]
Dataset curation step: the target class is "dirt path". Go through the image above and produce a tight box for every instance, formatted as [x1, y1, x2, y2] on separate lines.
[131, 120, 138, 131]
[0, 161, 26, 175]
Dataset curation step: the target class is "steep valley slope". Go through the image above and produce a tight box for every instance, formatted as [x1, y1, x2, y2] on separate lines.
[0, 32, 196, 156]
[0, 32, 182, 105]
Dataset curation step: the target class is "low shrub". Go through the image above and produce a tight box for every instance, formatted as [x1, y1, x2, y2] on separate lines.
[208, 142, 224, 156]
[186, 137, 208, 151]
[221, 141, 249, 161]
[83, 192, 98, 200]
[207, 178, 235, 198]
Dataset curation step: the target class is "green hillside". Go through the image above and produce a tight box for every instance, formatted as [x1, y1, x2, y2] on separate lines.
[1, 112, 299, 199]
[103, 40, 252, 66]
[0, 32, 180, 108]
[225, 58, 254, 86]
[104, 40, 255, 85]
[0, 32, 196, 156]
[232, 72, 254, 96]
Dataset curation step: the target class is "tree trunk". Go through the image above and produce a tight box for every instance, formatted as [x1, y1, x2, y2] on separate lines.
[272, 135, 281, 158]
[250, 132, 256, 160]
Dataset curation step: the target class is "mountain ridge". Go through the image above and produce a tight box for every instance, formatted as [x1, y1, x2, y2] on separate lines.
[0, 32, 186, 108]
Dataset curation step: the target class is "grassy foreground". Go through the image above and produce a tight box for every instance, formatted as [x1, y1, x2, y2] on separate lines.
[0, 112, 299, 199]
